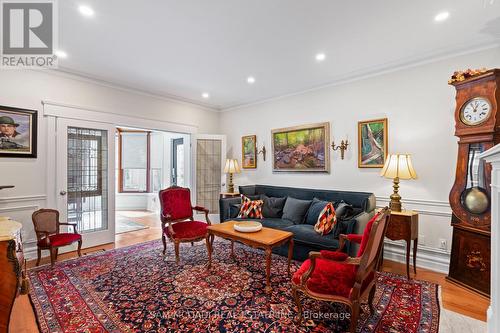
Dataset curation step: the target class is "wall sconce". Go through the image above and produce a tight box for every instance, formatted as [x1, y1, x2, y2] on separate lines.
[258, 145, 267, 161]
[331, 140, 349, 160]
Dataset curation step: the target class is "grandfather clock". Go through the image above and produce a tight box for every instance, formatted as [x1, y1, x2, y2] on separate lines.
[447, 68, 500, 297]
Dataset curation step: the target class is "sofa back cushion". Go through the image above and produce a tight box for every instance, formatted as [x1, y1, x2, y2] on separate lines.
[304, 198, 329, 225]
[261, 195, 287, 218]
[282, 197, 312, 224]
[240, 185, 375, 213]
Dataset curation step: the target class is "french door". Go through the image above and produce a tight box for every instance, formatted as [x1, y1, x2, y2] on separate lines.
[194, 134, 226, 222]
[56, 118, 115, 248]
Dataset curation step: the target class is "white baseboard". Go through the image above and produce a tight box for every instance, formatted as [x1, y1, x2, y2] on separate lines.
[383, 240, 450, 274]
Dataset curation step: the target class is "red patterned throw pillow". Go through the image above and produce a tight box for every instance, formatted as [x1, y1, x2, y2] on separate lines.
[238, 195, 264, 219]
[314, 202, 337, 235]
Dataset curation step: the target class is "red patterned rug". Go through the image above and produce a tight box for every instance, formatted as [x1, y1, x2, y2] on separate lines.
[29, 239, 439, 333]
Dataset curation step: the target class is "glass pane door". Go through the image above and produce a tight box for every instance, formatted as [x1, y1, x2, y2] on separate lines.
[196, 138, 222, 214]
[57, 118, 115, 248]
[67, 127, 108, 233]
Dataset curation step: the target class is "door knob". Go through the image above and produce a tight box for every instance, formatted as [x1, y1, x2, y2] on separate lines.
[59, 190, 67, 196]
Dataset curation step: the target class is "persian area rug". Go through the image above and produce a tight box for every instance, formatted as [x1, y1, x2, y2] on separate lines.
[29, 240, 440, 333]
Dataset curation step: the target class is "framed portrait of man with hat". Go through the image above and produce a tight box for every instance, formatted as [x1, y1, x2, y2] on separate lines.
[0, 106, 37, 158]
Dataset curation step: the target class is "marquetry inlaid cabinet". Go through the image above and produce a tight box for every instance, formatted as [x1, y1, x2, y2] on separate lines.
[0, 219, 27, 333]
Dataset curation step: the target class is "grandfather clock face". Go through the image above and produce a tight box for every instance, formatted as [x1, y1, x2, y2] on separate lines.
[460, 97, 492, 126]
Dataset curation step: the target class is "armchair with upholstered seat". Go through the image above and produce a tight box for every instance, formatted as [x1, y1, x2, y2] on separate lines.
[292, 207, 390, 333]
[32, 209, 82, 267]
[159, 186, 211, 264]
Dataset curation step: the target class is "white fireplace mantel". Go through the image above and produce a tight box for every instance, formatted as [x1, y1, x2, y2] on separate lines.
[479, 144, 500, 333]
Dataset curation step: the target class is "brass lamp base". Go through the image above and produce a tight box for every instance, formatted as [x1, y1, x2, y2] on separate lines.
[389, 177, 402, 212]
[227, 173, 235, 193]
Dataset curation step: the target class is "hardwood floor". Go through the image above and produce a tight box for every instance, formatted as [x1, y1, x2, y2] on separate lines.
[10, 211, 489, 332]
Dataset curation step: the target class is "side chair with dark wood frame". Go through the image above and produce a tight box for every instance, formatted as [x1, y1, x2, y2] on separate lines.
[159, 186, 211, 264]
[32, 209, 82, 267]
[292, 207, 390, 333]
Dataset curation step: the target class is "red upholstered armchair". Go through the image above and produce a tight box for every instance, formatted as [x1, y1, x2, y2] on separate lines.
[159, 186, 211, 264]
[292, 208, 390, 333]
[32, 209, 82, 267]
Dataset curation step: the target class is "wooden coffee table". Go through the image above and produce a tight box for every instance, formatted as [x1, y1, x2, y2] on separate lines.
[207, 221, 294, 293]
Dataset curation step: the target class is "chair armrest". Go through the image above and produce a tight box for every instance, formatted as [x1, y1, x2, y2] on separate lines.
[59, 222, 78, 233]
[338, 233, 362, 253]
[193, 206, 209, 213]
[193, 206, 211, 225]
[35, 230, 51, 245]
[161, 213, 172, 222]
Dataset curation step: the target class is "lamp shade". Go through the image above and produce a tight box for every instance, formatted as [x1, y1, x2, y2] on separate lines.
[224, 159, 241, 174]
[380, 154, 417, 180]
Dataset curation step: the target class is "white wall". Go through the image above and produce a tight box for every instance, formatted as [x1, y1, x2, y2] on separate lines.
[0, 69, 220, 258]
[220, 47, 500, 273]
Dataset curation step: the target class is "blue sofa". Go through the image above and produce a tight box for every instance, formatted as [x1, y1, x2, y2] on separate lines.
[219, 184, 376, 260]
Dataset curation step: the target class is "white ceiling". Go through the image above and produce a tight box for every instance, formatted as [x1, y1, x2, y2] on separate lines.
[58, 0, 500, 110]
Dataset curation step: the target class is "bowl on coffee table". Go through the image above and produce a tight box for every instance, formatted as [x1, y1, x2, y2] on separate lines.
[233, 221, 262, 233]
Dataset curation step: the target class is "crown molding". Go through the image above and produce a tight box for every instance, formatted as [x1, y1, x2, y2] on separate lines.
[220, 42, 500, 112]
[33, 67, 222, 112]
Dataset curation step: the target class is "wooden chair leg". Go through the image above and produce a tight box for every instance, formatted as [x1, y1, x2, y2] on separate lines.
[191, 242, 194, 246]
[292, 287, 303, 323]
[36, 248, 41, 266]
[368, 284, 376, 315]
[174, 241, 180, 264]
[77, 240, 82, 257]
[205, 236, 211, 267]
[50, 247, 56, 267]
[349, 302, 360, 333]
[162, 235, 167, 255]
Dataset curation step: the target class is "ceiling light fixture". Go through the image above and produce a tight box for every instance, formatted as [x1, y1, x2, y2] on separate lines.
[78, 5, 95, 17]
[315, 53, 326, 62]
[434, 11, 450, 22]
[54, 50, 68, 59]
[247, 76, 256, 84]
[202, 92, 210, 99]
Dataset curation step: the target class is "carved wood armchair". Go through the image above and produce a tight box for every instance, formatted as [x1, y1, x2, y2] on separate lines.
[32, 209, 82, 267]
[159, 186, 211, 264]
[292, 207, 390, 332]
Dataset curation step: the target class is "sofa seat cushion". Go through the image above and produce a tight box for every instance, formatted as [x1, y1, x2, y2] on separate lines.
[286, 224, 339, 249]
[164, 221, 208, 239]
[38, 233, 82, 247]
[231, 218, 294, 231]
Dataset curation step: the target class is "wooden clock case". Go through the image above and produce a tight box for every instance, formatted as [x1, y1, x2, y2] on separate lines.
[447, 69, 500, 297]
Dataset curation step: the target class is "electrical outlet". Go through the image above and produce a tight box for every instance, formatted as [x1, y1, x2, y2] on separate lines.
[439, 239, 447, 250]
[418, 235, 425, 246]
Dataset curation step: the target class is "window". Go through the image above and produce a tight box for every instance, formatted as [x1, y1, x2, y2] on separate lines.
[118, 130, 157, 193]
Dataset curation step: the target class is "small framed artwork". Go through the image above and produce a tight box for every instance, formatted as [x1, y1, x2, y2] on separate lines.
[358, 118, 388, 168]
[272, 122, 330, 172]
[242, 135, 257, 169]
[0, 106, 38, 158]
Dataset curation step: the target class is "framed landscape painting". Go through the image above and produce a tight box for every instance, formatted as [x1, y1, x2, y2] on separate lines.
[358, 118, 387, 168]
[0, 106, 37, 158]
[272, 122, 330, 172]
[242, 135, 257, 169]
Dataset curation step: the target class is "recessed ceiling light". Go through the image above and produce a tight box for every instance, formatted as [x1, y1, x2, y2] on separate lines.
[202, 92, 210, 99]
[434, 11, 450, 22]
[78, 5, 95, 17]
[54, 50, 68, 59]
[247, 76, 256, 84]
[315, 53, 326, 62]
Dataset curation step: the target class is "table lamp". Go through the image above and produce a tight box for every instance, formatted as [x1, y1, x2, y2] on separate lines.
[224, 159, 241, 193]
[380, 154, 417, 212]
